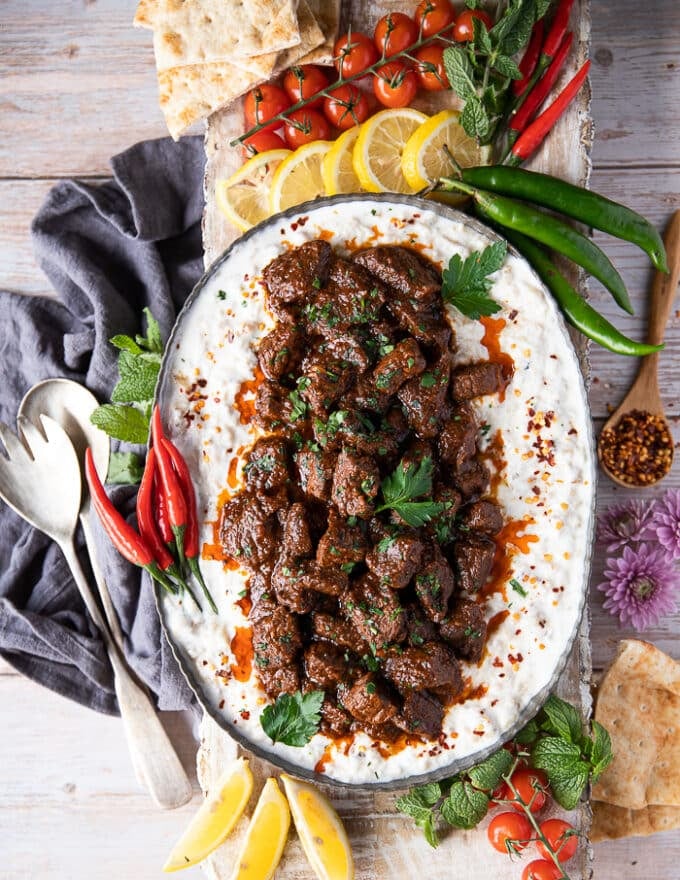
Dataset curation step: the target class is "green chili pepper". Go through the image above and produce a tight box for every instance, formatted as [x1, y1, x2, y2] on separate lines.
[461, 165, 669, 274]
[439, 178, 634, 315]
[502, 227, 663, 357]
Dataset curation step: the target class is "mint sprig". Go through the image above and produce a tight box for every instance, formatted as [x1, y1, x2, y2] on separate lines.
[442, 241, 507, 320]
[260, 689, 324, 747]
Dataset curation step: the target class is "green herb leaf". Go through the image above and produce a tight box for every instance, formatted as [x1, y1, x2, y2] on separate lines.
[540, 694, 584, 744]
[441, 779, 489, 829]
[467, 747, 513, 792]
[260, 690, 324, 747]
[442, 241, 507, 320]
[472, 17, 493, 55]
[90, 404, 150, 444]
[460, 95, 491, 141]
[492, 54, 523, 79]
[110, 335, 144, 354]
[514, 717, 540, 746]
[106, 451, 144, 485]
[377, 456, 447, 526]
[396, 787, 441, 847]
[531, 735, 591, 810]
[548, 763, 591, 811]
[442, 46, 477, 102]
[111, 351, 160, 404]
[510, 578, 528, 598]
[140, 307, 163, 353]
[589, 721, 614, 783]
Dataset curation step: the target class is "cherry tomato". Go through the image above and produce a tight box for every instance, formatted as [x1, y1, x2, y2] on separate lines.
[414, 45, 450, 91]
[241, 130, 287, 157]
[282, 108, 332, 149]
[415, 0, 456, 38]
[282, 64, 329, 109]
[333, 31, 378, 78]
[521, 860, 563, 880]
[505, 768, 549, 814]
[323, 84, 371, 131]
[453, 9, 494, 42]
[373, 61, 418, 108]
[374, 12, 419, 58]
[243, 83, 291, 133]
[487, 811, 533, 855]
[537, 819, 578, 863]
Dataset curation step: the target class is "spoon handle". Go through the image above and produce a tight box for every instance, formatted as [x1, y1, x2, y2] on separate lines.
[648, 210, 680, 346]
[60, 536, 193, 810]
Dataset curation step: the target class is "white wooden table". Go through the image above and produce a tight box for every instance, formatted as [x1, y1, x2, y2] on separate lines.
[1, 2, 679, 877]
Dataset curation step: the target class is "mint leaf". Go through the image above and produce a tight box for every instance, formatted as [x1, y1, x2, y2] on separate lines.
[541, 695, 584, 744]
[467, 748, 513, 792]
[442, 47, 477, 102]
[499, 0, 539, 55]
[549, 763, 590, 810]
[493, 54, 523, 80]
[461, 95, 491, 141]
[472, 17, 493, 55]
[90, 404, 150, 444]
[531, 735, 582, 774]
[442, 241, 506, 320]
[106, 451, 144, 485]
[260, 690, 324, 747]
[514, 718, 540, 745]
[412, 781, 442, 806]
[141, 307, 163, 354]
[110, 335, 144, 354]
[441, 780, 489, 829]
[111, 351, 160, 404]
[589, 721, 613, 782]
[420, 812, 439, 848]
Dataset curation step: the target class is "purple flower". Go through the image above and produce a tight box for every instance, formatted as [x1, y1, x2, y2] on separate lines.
[597, 544, 679, 631]
[596, 500, 656, 551]
[650, 489, 680, 562]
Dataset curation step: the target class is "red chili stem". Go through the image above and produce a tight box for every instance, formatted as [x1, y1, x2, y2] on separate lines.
[508, 59, 591, 166]
[513, 20, 544, 97]
[136, 447, 175, 572]
[151, 406, 187, 566]
[509, 32, 574, 137]
[541, 0, 575, 61]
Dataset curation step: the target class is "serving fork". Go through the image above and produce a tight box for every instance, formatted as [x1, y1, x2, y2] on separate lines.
[0, 414, 192, 809]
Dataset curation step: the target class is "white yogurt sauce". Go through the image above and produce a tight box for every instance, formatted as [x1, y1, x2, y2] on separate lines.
[157, 198, 595, 785]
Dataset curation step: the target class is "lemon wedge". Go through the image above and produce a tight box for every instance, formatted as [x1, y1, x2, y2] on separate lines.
[281, 774, 354, 880]
[269, 140, 333, 215]
[353, 108, 428, 194]
[229, 777, 291, 880]
[163, 758, 254, 872]
[216, 150, 291, 232]
[322, 126, 363, 196]
[401, 110, 486, 192]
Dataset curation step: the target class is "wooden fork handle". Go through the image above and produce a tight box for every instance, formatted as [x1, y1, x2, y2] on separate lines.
[60, 538, 193, 810]
[648, 210, 680, 346]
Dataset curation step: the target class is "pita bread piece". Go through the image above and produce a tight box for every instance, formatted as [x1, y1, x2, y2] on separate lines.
[135, 0, 301, 68]
[293, 0, 341, 66]
[592, 639, 680, 810]
[591, 801, 680, 842]
[273, 0, 325, 73]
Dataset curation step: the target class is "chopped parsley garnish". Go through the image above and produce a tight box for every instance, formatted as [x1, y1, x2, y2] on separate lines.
[510, 578, 528, 597]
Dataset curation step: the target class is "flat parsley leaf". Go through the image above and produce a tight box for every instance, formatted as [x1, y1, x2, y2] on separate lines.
[260, 689, 324, 747]
[442, 241, 507, 320]
[376, 456, 447, 526]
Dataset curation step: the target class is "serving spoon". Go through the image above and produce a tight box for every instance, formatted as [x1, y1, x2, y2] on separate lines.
[597, 211, 680, 487]
[19, 378, 192, 809]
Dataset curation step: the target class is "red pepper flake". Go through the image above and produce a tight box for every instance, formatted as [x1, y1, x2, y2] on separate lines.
[508, 652, 524, 664]
[599, 409, 674, 486]
[240, 709, 251, 721]
[492, 656, 504, 668]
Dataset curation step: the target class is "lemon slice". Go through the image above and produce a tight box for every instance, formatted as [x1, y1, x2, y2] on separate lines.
[281, 774, 354, 880]
[401, 110, 487, 192]
[353, 108, 428, 194]
[163, 758, 254, 872]
[216, 150, 291, 233]
[322, 126, 363, 196]
[269, 140, 333, 215]
[229, 777, 291, 880]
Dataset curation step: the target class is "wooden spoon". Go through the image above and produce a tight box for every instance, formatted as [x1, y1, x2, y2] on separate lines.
[598, 210, 680, 487]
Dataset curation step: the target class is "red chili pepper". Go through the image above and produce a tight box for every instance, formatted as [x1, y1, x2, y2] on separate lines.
[509, 32, 573, 138]
[508, 59, 591, 166]
[137, 448, 179, 573]
[513, 20, 544, 97]
[160, 436, 217, 614]
[151, 406, 188, 566]
[541, 0, 575, 61]
[154, 473, 174, 547]
[85, 448, 175, 594]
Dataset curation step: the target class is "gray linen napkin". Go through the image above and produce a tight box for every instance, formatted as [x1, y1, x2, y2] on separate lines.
[0, 136, 207, 715]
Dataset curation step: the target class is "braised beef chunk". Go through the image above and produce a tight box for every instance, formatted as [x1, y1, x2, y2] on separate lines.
[341, 575, 407, 647]
[257, 323, 304, 380]
[339, 674, 399, 725]
[353, 246, 441, 303]
[243, 437, 290, 495]
[396, 690, 444, 737]
[311, 612, 370, 657]
[372, 338, 426, 397]
[262, 239, 332, 318]
[385, 643, 463, 694]
[439, 600, 487, 663]
[453, 534, 496, 593]
[414, 543, 455, 622]
[316, 509, 366, 569]
[225, 241, 509, 741]
[332, 448, 380, 518]
[365, 531, 425, 589]
[398, 355, 451, 439]
[304, 642, 348, 688]
[460, 500, 504, 535]
[295, 447, 336, 501]
[451, 362, 504, 401]
[219, 493, 280, 573]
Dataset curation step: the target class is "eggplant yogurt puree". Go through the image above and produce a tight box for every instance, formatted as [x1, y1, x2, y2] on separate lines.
[159, 200, 594, 785]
